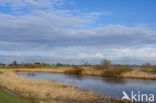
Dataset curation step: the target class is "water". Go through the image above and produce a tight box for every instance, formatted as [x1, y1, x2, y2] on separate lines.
[18, 72, 156, 101]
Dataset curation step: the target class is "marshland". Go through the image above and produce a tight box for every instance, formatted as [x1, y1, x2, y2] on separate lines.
[0, 59, 156, 103]
[0, 0, 156, 103]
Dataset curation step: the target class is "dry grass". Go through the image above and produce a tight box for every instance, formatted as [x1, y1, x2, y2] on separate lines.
[121, 71, 156, 80]
[9, 68, 66, 73]
[64, 66, 83, 75]
[9, 67, 156, 80]
[0, 70, 127, 103]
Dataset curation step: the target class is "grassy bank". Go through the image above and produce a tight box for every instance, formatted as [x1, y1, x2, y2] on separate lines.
[0, 87, 32, 103]
[0, 70, 128, 103]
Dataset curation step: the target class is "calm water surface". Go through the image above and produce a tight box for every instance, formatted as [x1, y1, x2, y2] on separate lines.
[18, 72, 156, 101]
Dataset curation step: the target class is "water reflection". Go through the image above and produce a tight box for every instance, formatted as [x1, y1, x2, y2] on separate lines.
[66, 74, 83, 80]
[100, 78, 127, 85]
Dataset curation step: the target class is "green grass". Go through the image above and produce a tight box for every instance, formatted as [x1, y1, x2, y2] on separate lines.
[0, 66, 9, 69]
[0, 88, 33, 103]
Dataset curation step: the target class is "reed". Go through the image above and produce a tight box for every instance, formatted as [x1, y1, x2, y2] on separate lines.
[122, 71, 156, 79]
[9, 67, 156, 80]
[0, 70, 128, 103]
[64, 66, 83, 75]
[101, 68, 133, 77]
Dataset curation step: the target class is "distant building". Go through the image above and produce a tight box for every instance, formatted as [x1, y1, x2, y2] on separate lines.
[32, 60, 35, 65]
[32, 60, 41, 66]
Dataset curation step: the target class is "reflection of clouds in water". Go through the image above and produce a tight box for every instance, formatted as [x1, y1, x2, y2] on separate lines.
[88, 76, 156, 85]
[65, 75, 84, 86]
[23, 72, 156, 86]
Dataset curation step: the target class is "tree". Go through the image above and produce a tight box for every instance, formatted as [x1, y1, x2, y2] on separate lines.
[56, 63, 63, 66]
[100, 59, 111, 69]
[84, 62, 89, 66]
[96, 59, 111, 69]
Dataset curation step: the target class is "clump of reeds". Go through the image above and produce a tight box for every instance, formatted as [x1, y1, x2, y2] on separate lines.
[102, 67, 133, 77]
[64, 66, 83, 75]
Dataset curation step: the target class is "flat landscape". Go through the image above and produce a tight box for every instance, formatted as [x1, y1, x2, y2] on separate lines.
[0, 0, 156, 103]
[0, 63, 156, 103]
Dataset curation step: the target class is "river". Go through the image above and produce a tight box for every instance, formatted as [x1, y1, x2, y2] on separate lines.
[18, 72, 156, 102]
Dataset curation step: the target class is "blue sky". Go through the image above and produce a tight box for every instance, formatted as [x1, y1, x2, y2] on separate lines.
[0, 0, 156, 64]
[65, 0, 156, 28]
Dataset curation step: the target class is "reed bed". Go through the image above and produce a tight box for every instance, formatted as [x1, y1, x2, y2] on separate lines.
[0, 70, 127, 103]
[121, 71, 156, 80]
[9, 67, 156, 80]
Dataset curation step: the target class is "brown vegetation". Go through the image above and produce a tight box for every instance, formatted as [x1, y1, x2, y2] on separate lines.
[0, 70, 128, 103]
[122, 71, 156, 79]
[101, 68, 133, 77]
[9, 66, 156, 80]
[140, 63, 156, 74]
[64, 66, 83, 75]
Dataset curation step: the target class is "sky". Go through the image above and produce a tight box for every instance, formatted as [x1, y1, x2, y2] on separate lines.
[0, 0, 156, 64]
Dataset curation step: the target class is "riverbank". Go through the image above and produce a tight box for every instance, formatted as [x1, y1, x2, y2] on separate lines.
[9, 67, 156, 80]
[0, 70, 127, 103]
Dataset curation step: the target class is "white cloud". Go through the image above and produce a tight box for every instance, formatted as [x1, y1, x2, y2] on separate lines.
[0, 0, 156, 64]
[50, 47, 156, 64]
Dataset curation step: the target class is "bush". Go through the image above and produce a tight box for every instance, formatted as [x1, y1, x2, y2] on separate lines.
[64, 66, 83, 75]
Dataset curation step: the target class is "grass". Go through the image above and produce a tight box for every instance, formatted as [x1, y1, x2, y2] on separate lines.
[0, 66, 9, 69]
[0, 71, 3, 74]
[0, 87, 32, 103]
[0, 70, 126, 103]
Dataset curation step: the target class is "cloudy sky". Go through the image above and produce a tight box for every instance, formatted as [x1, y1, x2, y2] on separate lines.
[0, 0, 156, 64]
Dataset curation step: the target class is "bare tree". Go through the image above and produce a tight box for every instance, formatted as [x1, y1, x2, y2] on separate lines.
[101, 59, 111, 69]
[96, 59, 111, 69]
